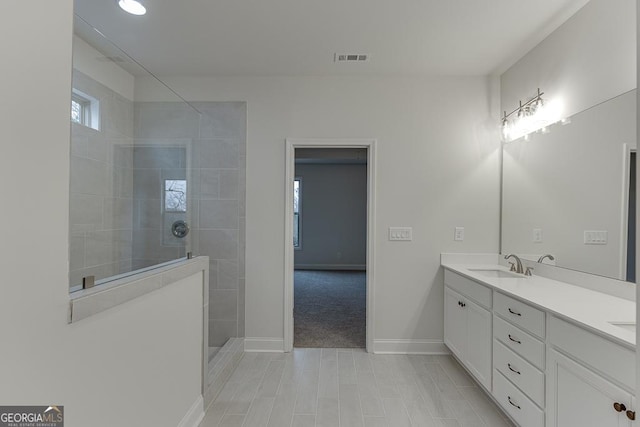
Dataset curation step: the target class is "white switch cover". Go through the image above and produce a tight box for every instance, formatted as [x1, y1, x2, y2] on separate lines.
[584, 230, 608, 245]
[532, 228, 543, 243]
[389, 227, 412, 241]
[454, 227, 464, 241]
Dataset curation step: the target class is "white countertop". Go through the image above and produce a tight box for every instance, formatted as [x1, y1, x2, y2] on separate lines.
[442, 263, 636, 349]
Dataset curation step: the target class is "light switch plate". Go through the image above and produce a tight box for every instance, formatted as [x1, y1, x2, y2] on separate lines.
[454, 227, 464, 241]
[389, 227, 412, 241]
[584, 230, 608, 245]
[533, 228, 543, 243]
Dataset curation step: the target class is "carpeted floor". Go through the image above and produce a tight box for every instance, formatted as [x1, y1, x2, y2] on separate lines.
[294, 270, 366, 348]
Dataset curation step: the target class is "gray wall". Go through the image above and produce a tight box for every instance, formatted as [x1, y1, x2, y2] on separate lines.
[193, 102, 247, 347]
[133, 101, 247, 347]
[294, 163, 367, 269]
[70, 92, 246, 346]
[131, 145, 189, 270]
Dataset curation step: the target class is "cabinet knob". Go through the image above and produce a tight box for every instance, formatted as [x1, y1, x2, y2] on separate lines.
[614, 402, 627, 412]
[627, 410, 636, 421]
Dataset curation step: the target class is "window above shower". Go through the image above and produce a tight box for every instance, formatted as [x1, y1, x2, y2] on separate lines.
[71, 89, 99, 130]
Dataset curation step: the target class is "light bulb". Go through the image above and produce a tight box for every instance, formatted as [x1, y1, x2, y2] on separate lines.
[118, 0, 146, 15]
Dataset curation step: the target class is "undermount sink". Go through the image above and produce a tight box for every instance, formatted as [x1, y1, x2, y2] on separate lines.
[608, 321, 636, 333]
[468, 269, 523, 279]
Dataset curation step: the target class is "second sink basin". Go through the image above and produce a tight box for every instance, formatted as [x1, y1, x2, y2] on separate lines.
[468, 269, 523, 279]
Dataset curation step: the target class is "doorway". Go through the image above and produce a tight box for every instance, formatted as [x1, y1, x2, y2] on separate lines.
[293, 149, 367, 347]
[284, 139, 376, 352]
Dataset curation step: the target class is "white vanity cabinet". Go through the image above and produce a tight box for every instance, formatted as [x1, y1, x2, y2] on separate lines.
[546, 317, 636, 427]
[492, 292, 546, 427]
[444, 270, 492, 390]
[442, 265, 636, 427]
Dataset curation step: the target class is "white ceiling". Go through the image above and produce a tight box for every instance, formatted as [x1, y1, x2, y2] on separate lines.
[74, 0, 590, 77]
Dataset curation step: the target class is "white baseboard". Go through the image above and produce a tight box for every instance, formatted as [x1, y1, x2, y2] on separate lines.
[373, 339, 449, 354]
[244, 337, 285, 352]
[177, 396, 204, 427]
[294, 264, 366, 271]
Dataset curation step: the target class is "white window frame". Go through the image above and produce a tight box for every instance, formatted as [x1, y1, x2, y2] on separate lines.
[71, 88, 100, 131]
[293, 177, 302, 250]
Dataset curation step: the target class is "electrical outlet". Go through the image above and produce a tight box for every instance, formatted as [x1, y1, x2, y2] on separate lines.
[454, 227, 464, 241]
[533, 228, 543, 243]
[584, 230, 607, 245]
[389, 227, 412, 241]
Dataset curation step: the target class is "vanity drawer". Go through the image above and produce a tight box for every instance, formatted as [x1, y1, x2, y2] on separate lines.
[494, 370, 544, 427]
[494, 315, 545, 370]
[494, 292, 545, 338]
[494, 340, 544, 406]
[549, 316, 635, 391]
[444, 270, 492, 309]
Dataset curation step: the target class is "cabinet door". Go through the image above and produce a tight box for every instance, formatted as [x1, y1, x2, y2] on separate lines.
[444, 286, 466, 361]
[547, 349, 633, 427]
[465, 299, 492, 390]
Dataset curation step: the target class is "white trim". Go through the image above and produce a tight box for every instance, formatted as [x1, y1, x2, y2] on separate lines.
[294, 264, 366, 271]
[69, 257, 209, 322]
[373, 339, 449, 354]
[244, 337, 285, 352]
[284, 138, 376, 353]
[176, 396, 204, 427]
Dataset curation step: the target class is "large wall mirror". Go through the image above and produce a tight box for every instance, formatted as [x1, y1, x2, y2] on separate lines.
[500, 0, 637, 284]
[502, 90, 636, 282]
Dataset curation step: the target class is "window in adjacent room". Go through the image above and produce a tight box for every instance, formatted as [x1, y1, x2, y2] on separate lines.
[294, 178, 301, 248]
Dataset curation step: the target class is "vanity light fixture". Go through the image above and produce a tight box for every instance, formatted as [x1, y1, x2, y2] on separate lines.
[501, 88, 563, 142]
[118, 0, 146, 15]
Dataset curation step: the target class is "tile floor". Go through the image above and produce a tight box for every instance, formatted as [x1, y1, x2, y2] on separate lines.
[199, 348, 515, 427]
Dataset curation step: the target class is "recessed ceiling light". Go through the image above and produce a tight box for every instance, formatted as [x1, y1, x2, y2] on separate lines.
[118, 0, 146, 16]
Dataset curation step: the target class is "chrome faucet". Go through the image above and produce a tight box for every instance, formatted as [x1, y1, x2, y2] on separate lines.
[504, 254, 524, 274]
[537, 254, 555, 263]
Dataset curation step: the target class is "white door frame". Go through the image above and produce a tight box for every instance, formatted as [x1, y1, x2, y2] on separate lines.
[284, 138, 376, 352]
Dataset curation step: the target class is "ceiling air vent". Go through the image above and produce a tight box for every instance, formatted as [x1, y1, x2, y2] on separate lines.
[334, 53, 369, 63]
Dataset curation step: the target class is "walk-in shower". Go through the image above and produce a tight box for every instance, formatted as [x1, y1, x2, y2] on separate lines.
[70, 15, 246, 385]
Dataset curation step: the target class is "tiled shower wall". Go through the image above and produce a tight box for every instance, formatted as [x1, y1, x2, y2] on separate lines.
[69, 69, 134, 288]
[70, 72, 246, 345]
[134, 101, 247, 346]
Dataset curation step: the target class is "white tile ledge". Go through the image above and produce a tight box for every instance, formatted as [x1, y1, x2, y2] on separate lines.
[69, 256, 209, 323]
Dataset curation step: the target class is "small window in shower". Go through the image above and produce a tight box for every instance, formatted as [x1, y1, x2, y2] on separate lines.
[71, 89, 100, 130]
[165, 179, 187, 212]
